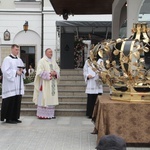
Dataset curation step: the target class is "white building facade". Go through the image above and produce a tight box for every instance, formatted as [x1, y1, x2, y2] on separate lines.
[1, 0, 149, 70]
[0, 0, 112, 70]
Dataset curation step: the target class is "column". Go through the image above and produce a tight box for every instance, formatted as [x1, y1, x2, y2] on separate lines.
[112, 0, 126, 39]
[127, 0, 144, 37]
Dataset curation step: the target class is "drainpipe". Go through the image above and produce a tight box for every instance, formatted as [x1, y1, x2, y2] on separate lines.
[41, 0, 44, 57]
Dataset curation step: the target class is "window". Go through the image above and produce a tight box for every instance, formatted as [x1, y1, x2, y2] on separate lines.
[20, 46, 35, 72]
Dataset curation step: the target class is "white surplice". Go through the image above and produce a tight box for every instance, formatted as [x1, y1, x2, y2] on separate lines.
[1, 55, 26, 99]
[83, 59, 103, 94]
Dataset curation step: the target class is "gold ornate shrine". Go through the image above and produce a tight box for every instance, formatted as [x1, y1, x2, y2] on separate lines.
[89, 22, 150, 102]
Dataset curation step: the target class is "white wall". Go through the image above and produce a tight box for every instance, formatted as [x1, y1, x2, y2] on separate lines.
[0, 0, 15, 9]
[0, 0, 112, 65]
[0, 14, 41, 43]
[0, 13, 41, 64]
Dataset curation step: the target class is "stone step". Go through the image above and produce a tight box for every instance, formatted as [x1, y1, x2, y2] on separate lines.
[59, 91, 87, 96]
[0, 88, 109, 101]
[1, 95, 87, 102]
[55, 109, 86, 116]
[0, 69, 110, 116]
[25, 80, 85, 86]
[21, 102, 35, 108]
[2, 94, 116, 103]
[58, 85, 86, 91]
[60, 69, 83, 75]
[58, 80, 85, 84]
[25, 83, 86, 89]
[25, 83, 109, 87]
[0, 101, 86, 109]
[20, 108, 86, 116]
[24, 90, 87, 96]
[20, 108, 36, 116]
[0, 95, 87, 102]
[58, 96, 87, 102]
[24, 86, 110, 95]
[23, 92, 87, 97]
[60, 75, 84, 80]
[56, 102, 86, 109]
[0, 98, 87, 116]
[24, 83, 34, 89]
[30, 96, 87, 102]
[8, 101, 86, 109]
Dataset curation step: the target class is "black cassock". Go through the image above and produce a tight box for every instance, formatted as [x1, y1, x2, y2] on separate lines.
[1, 95, 22, 121]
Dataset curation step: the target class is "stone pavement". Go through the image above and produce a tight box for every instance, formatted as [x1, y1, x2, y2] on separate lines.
[0, 116, 149, 150]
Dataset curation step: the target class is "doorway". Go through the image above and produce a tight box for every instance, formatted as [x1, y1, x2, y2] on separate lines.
[56, 21, 112, 69]
[60, 33, 74, 69]
[20, 46, 35, 76]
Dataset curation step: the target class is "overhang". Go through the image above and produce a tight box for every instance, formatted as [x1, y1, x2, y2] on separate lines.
[56, 21, 112, 34]
[56, 21, 112, 43]
[50, 0, 114, 15]
[56, 21, 112, 27]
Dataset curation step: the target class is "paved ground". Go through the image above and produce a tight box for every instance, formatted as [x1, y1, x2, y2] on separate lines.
[0, 116, 149, 150]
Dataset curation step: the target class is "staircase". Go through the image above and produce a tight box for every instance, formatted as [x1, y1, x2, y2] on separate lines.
[0, 69, 110, 116]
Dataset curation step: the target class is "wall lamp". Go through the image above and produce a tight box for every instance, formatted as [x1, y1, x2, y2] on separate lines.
[23, 21, 29, 32]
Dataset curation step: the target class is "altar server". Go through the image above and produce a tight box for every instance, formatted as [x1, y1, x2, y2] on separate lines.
[83, 56, 103, 118]
[1, 44, 26, 124]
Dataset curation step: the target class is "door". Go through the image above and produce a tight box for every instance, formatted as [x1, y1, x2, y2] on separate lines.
[60, 33, 74, 69]
[20, 46, 35, 76]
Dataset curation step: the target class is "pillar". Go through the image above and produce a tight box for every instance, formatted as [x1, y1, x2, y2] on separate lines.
[126, 0, 144, 37]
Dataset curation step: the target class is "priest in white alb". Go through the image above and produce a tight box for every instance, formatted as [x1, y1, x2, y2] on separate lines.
[33, 48, 60, 119]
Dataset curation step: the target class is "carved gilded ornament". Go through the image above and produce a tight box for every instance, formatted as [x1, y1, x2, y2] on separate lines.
[89, 23, 150, 102]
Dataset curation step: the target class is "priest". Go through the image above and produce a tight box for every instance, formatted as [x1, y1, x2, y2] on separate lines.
[1, 44, 26, 124]
[33, 48, 60, 119]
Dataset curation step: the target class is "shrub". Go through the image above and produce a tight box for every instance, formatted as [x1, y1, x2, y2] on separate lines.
[24, 71, 36, 84]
